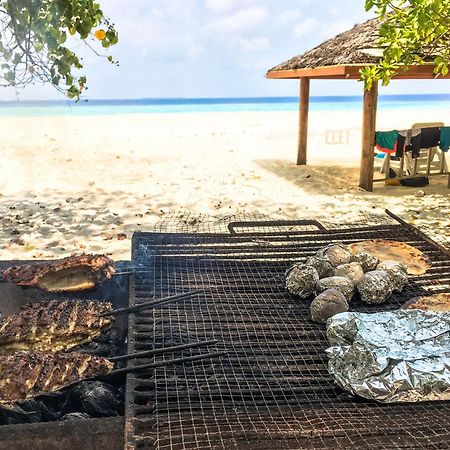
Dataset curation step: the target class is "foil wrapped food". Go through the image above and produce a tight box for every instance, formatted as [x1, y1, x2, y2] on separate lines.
[326, 310, 450, 403]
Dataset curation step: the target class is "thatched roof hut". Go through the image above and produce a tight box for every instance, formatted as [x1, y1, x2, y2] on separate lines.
[270, 17, 383, 72]
[266, 16, 450, 191]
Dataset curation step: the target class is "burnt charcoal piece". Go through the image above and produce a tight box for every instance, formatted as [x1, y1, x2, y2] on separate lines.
[333, 262, 364, 285]
[285, 264, 319, 298]
[61, 412, 92, 421]
[357, 270, 394, 304]
[2, 254, 115, 293]
[316, 244, 353, 267]
[0, 400, 56, 425]
[351, 252, 379, 272]
[67, 381, 124, 418]
[310, 289, 349, 323]
[315, 276, 354, 301]
[305, 256, 334, 279]
[377, 261, 408, 292]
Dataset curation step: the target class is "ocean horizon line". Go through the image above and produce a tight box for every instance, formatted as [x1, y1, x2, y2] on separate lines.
[0, 93, 449, 116]
[1, 93, 450, 105]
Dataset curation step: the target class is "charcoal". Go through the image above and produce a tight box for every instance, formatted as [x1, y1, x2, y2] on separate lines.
[61, 412, 92, 421]
[315, 276, 354, 301]
[39, 391, 69, 417]
[310, 289, 349, 323]
[0, 400, 56, 425]
[377, 261, 408, 292]
[351, 252, 379, 272]
[305, 256, 334, 278]
[333, 262, 364, 285]
[285, 264, 319, 298]
[66, 381, 124, 418]
[356, 270, 394, 304]
[316, 244, 353, 267]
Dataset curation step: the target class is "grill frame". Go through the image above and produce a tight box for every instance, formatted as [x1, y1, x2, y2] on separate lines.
[125, 216, 450, 450]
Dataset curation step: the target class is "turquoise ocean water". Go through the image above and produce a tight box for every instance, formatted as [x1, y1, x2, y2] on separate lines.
[0, 94, 449, 117]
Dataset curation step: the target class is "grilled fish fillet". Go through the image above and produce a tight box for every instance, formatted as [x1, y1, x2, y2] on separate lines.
[0, 351, 114, 404]
[0, 300, 113, 354]
[348, 240, 431, 275]
[2, 254, 115, 293]
[402, 293, 450, 312]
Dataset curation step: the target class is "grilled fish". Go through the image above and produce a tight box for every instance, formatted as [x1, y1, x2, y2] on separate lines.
[0, 300, 113, 354]
[0, 351, 114, 404]
[2, 254, 115, 293]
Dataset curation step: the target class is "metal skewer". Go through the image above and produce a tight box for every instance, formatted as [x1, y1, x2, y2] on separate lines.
[108, 339, 218, 362]
[109, 351, 227, 376]
[113, 270, 152, 276]
[100, 290, 203, 317]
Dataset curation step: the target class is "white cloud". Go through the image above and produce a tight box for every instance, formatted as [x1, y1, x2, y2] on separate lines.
[232, 36, 271, 54]
[206, 6, 268, 34]
[293, 18, 321, 38]
[275, 9, 302, 27]
[205, 0, 237, 13]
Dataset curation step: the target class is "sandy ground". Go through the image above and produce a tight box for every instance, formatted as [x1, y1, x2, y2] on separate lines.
[0, 108, 448, 260]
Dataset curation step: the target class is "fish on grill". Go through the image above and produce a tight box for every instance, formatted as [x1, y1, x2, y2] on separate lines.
[0, 300, 113, 354]
[402, 293, 450, 312]
[348, 240, 431, 275]
[0, 351, 114, 405]
[2, 254, 115, 293]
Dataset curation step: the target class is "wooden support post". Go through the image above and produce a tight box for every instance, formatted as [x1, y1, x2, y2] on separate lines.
[297, 77, 310, 165]
[359, 82, 378, 191]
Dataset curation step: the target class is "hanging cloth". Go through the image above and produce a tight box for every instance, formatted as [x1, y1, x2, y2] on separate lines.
[439, 127, 450, 152]
[396, 130, 410, 158]
[406, 129, 422, 158]
[375, 130, 398, 154]
[420, 127, 440, 149]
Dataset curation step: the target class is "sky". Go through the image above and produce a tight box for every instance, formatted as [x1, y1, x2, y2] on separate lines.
[3, 0, 450, 100]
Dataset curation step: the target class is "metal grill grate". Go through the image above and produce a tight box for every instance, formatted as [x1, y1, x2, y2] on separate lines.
[125, 217, 450, 449]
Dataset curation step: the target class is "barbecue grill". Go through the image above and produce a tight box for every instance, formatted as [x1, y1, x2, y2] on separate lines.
[125, 211, 450, 449]
[0, 212, 449, 449]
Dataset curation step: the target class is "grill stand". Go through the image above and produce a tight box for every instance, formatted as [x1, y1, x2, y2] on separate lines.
[125, 213, 450, 449]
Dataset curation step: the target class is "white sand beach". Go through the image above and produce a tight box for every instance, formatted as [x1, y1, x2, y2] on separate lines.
[0, 108, 449, 260]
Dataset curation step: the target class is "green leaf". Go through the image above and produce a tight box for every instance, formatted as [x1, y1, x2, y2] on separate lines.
[0, 0, 119, 99]
[4, 71, 15, 83]
[12, 53, 22, 64]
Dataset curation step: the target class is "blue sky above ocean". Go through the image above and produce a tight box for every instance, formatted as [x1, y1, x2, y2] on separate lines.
[3, 0, 450, 101]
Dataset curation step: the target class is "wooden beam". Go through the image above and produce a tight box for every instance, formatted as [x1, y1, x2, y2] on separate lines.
[359, 82, 378, 191]
[297, 77, 310, 165]
[266, 65, 346, 79]
[267, 64, 450, 80]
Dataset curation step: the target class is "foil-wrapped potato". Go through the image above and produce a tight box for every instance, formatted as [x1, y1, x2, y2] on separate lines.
[285, 264, 319, 298]
[315, 276, 354, 301]
[316, 244, 353, 267]
[310, 289, 349, 323]
[356, 270, 394, 304]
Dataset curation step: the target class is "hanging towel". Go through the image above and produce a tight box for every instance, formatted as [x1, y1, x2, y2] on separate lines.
[440, 127, 450, 152]
[420, 127, 440, 149]
[406, 129, 422, 158]
[375, 130, 398, 154]
[396, 130, 409, 157]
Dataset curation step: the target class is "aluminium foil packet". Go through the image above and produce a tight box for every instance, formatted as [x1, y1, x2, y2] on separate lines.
[326, 309, 450, 403]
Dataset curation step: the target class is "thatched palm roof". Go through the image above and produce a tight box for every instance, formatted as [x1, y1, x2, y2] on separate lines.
[269, 16, 385, 72]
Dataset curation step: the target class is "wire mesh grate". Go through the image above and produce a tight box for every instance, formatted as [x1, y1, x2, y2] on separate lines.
[125, 220, 450, 449]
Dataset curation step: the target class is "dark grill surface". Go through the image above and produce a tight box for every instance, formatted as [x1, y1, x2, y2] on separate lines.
[125, 220, 450, 450]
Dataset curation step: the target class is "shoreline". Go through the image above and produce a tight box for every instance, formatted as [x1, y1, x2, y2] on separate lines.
[0, 108, 448, 259]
